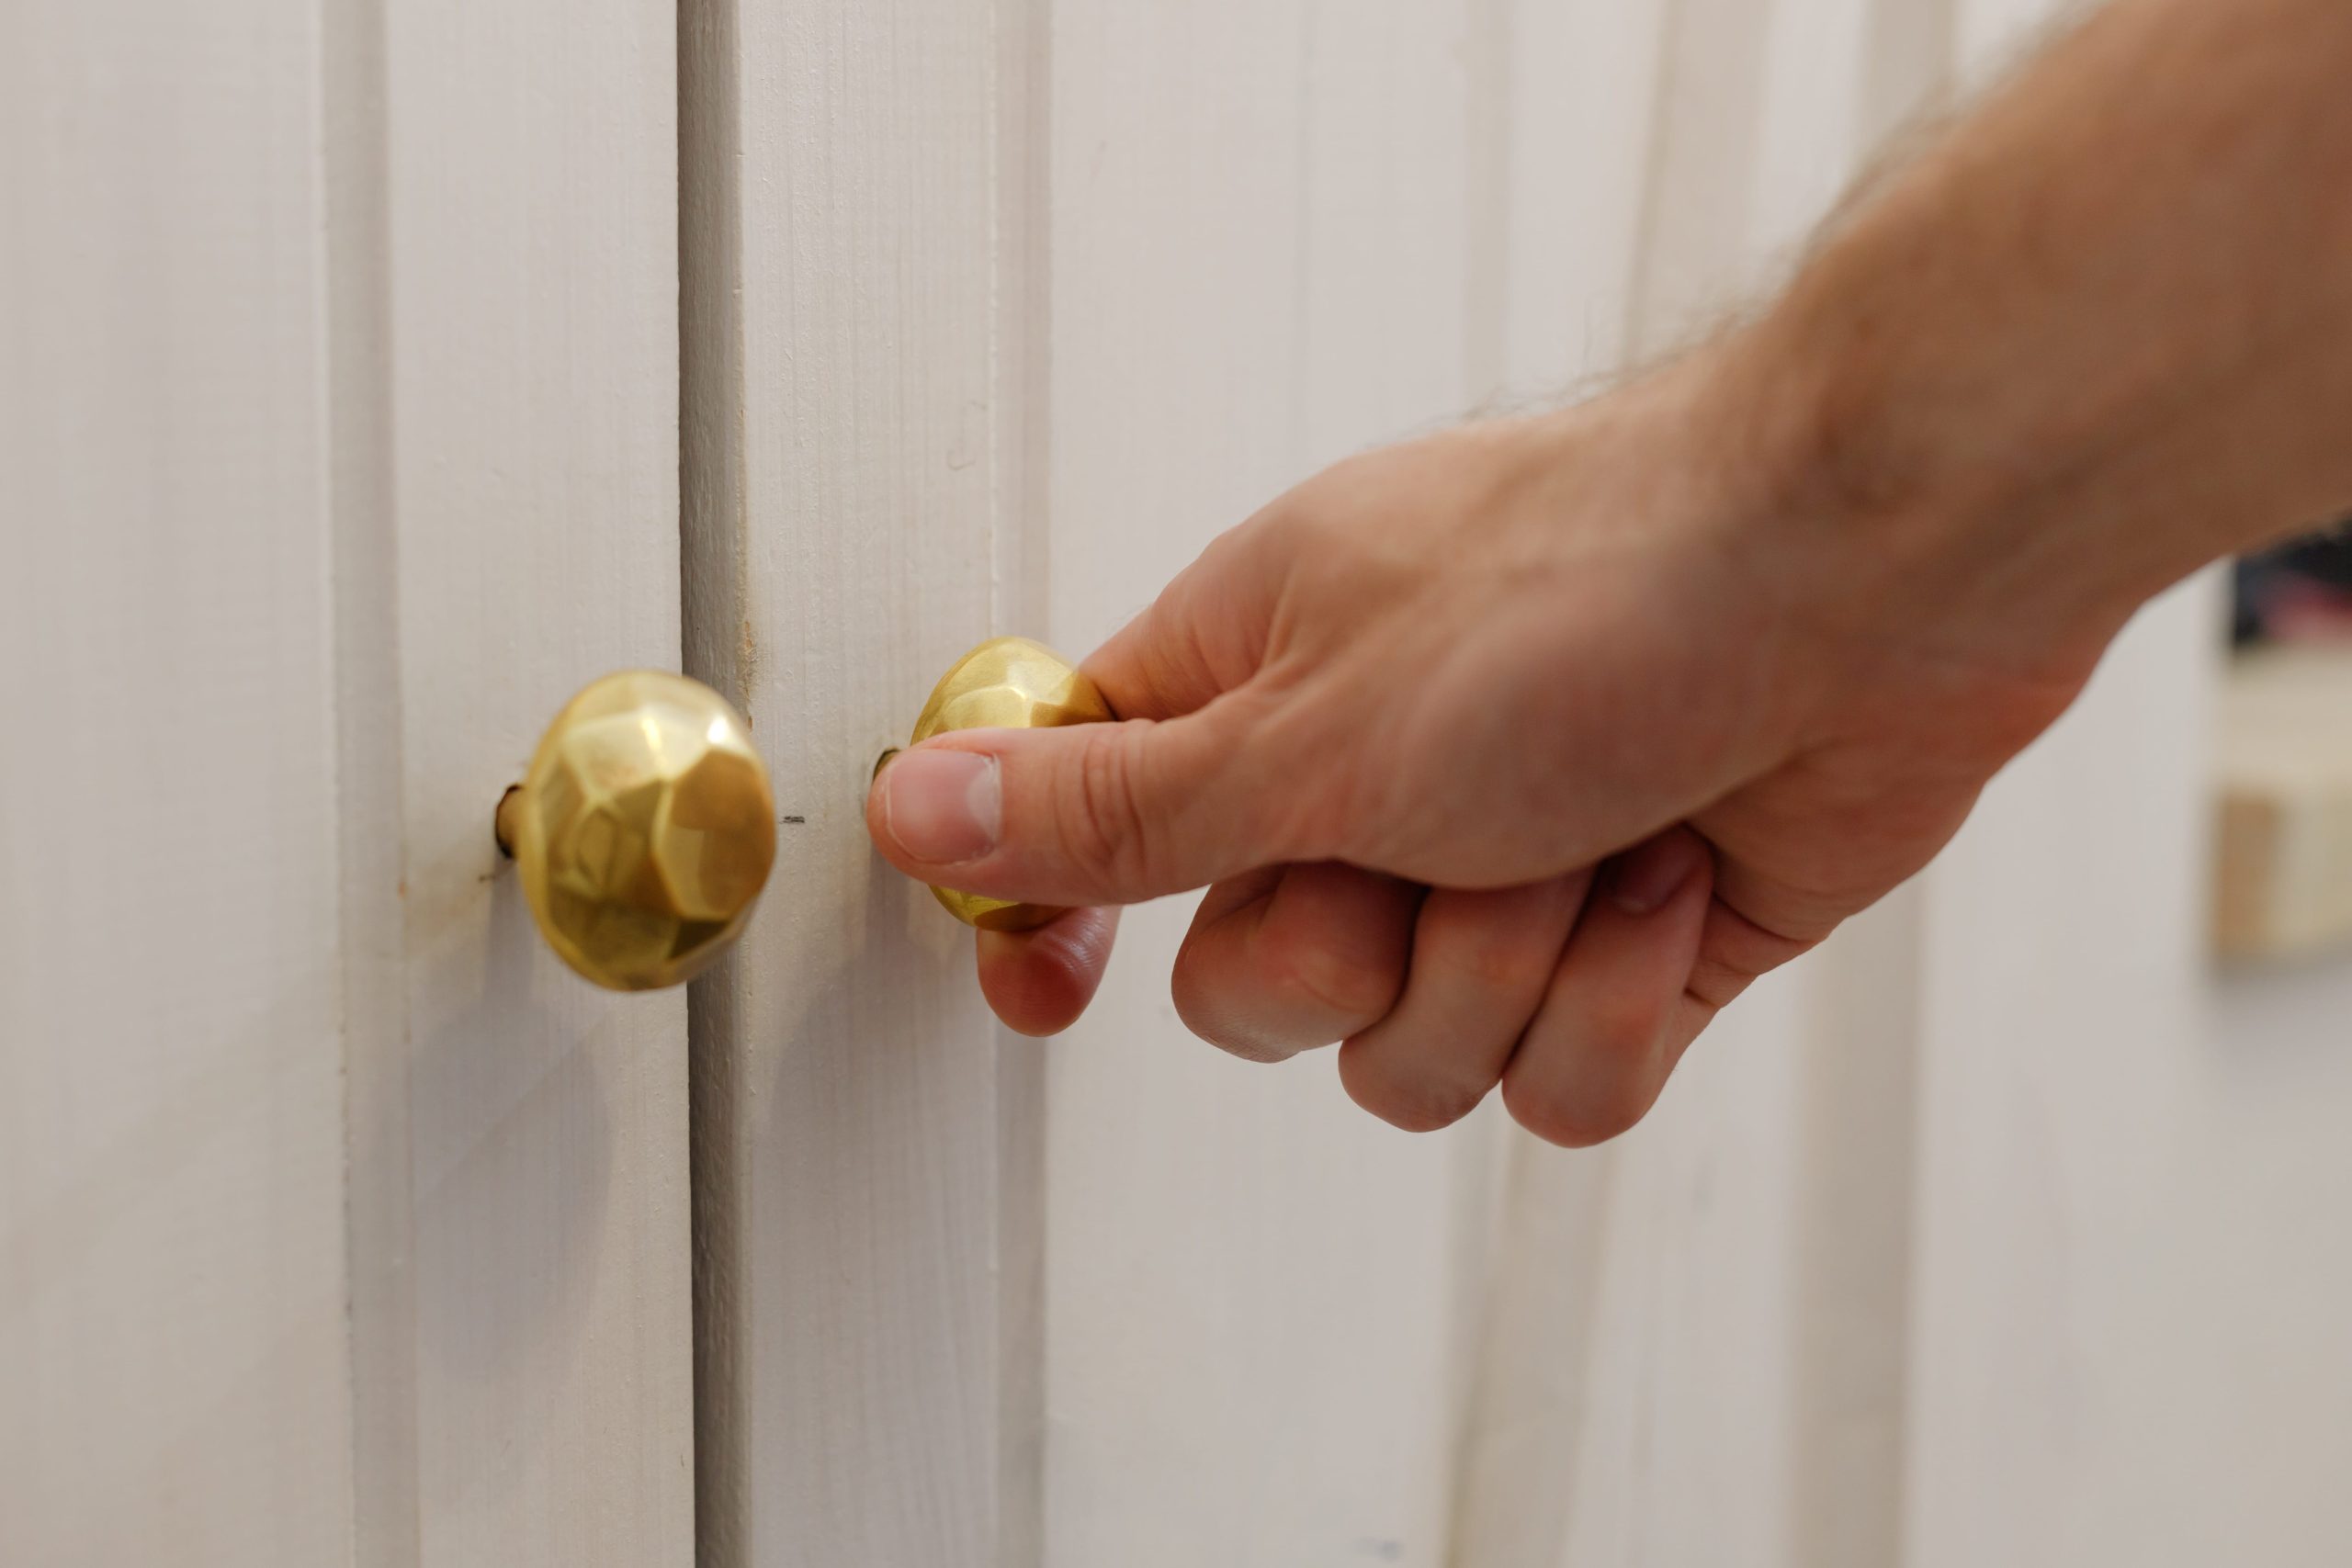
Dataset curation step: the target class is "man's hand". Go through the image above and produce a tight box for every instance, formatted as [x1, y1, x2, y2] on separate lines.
[865, 358, 2095, 1145]
[867, 0, 2352, 1145]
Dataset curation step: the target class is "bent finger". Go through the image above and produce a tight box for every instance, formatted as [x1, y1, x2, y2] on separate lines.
[977, 905, 1121, 1037]
[1172, 863, 1421, 1064]
[1338, 874, 1591, 1133]
[1501, 829, 1715, 1148]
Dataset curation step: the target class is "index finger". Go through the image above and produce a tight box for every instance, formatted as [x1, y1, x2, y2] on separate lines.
[1080, 522, 1284, 721]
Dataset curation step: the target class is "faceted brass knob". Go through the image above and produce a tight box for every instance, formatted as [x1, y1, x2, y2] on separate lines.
[495, 671, 775, 991]
[906, 637, 1114, 931]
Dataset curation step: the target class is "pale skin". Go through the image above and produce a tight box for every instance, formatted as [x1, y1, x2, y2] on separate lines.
[866, 0, 2352, 1146]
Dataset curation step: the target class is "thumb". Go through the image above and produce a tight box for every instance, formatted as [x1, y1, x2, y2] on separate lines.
[865, 706, 1297, 908]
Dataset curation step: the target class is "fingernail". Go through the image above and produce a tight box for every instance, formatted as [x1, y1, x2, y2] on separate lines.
[878, 750, 1001, 864]
[1610, 833, 1702, 915]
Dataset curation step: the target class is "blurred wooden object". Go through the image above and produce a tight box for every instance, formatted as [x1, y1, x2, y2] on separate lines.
[2215, 645, 2352, 960]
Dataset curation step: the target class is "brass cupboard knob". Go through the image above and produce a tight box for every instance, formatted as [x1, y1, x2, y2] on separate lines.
[495, 671, 775, 991]
[901, 636, 1113, 931]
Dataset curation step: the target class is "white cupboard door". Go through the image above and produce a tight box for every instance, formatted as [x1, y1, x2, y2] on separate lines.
[3, 1, 694, 1563]
[4, 5, 356, 1560]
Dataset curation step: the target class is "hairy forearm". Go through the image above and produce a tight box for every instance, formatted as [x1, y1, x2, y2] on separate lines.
[1735, 0, 2352, 661]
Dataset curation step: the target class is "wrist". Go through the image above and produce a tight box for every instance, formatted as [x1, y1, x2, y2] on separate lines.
[1704, 280, 2161, 695]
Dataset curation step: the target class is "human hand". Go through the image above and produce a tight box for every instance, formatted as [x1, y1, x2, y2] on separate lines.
[864, 0, 2352, 1144]
[864, 352, 2109, 1145]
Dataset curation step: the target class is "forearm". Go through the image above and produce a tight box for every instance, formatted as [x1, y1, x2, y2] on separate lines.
[1733, 0, 2352, 662]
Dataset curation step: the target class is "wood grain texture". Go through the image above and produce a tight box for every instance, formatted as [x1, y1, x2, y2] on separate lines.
[0, 4, 356, 1562]
[681, 0, 1029, 1562]
[370, 2, 694, 1562]
[1039, 6, 1496, 1565]
[1466, 0, 1676, 408]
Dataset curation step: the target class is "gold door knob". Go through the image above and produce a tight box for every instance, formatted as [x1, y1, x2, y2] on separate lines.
[495, 671, 775, 991]
[903, 636, 1114, 931]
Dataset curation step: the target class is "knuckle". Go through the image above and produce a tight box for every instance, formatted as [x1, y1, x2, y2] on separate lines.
[1170, 945, 1293, 1065]
[1583, 989, 1669, 1063]
[1460, 936, 1557, 997]
[1258, 924, 1405, 1026]
[1501, 1068, 1655, 1150]
[1369, 1092, 1483, 1135]
[1340, 1048, 1489, 1134]
[1060, 724, 1159, 891]
[1214, 1036, 1295, 1066]
[1173, 1004, 1295, 1066]
[1687, 953, 1759, 1011]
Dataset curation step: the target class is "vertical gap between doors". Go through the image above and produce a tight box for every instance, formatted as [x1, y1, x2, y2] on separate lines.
[322, 0, 423, 1560]
[676, 0, 748, 1561]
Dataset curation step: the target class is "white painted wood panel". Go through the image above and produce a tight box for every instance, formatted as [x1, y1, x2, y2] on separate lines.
[3, 1, 691, 1562]
[1041, 6, 1497, 1565]
[1468, 0, 1676, 409]
[1904, 581, 2219, 1568]
[680, 0, 1032, 1562]
[0, 6, 356, 1563]
[371, 0, 695, 1562]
